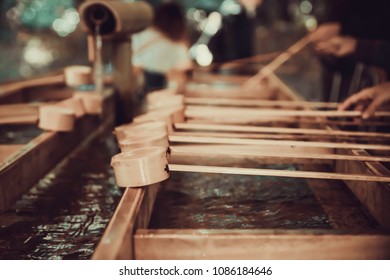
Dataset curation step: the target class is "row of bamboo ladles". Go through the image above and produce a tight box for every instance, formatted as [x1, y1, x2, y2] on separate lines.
[0, 66, 104, 131]
[110, 88, 390, 188]
[40, 66, 104, 131]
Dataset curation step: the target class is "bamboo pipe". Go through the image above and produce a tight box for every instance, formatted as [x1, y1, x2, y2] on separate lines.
[110, 147, 390, 188]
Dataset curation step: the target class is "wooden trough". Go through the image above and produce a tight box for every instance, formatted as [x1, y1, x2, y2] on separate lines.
[92, 72, 390, 260]
[0, 70, 115, 213]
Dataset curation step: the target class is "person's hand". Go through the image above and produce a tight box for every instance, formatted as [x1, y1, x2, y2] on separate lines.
[338, 82, 390, 119]
[314, 36, 357, 57]
[308, 22, 341, 43]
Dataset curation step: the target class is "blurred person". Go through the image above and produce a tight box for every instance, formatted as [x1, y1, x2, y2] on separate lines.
[310, 0, 390, 45]
[209, 0, 257, 64]
[132, 0, 193, 96]
[309, 0, 390, 102]
[338, 82, 390, 119]
[314, 37, 390, 76]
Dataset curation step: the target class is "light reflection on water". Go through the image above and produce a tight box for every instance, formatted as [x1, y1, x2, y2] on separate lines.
[150, 170, 332, 229]
[0, 134, 123, 260]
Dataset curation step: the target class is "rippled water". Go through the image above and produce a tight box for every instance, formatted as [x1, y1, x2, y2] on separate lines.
[0, 134, 123, 260]
[0, 124, 42, 144]
[0, 128, 379, 259]
[150, 168, 332, 229]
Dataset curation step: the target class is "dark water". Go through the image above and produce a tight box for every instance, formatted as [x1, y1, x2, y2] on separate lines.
[0, 134, 123, 260]
[0, 128, 379, 259]
[150, 166, 332, 229]
[0, 124, 42, 144]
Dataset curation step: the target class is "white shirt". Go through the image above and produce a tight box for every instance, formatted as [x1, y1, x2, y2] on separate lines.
[132, 28, 192, 74]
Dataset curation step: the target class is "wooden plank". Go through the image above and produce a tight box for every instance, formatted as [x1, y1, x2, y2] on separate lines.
[0, 98, 40, 125]
[92, 184, 160, 260]
[0, 97, 85, 125]
[0, 90, 115, 213]
[135, 184, 160, 228]
[92, 187, 143, 260]
[305, 177, 380, 230]
[335, 150, 390, 230]
[0, 74, 64, 93]
[0, 74, 64, 101]
[0, 115, 38, 125]
[0, 145, 23, 163]
[23, 85, 74, 102]
[134, 229, 390, 260]
[0, 103, 39, 116]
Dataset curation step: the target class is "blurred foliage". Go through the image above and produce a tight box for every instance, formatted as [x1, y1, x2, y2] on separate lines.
[5, 0, 75, 31]
[147, 0, 225, 11]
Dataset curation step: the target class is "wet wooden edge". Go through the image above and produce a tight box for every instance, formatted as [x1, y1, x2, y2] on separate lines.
[0, 89, 115, 213]
[335, 149, 390, 230]
[0, 73, 65, 101]
[92, 184, 160, 260]
[270, 75, 390, 230]
[134, 229, 390, 260]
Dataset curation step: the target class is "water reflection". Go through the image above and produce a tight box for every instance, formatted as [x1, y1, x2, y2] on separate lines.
[150, 170, 331, 229]
[0, 134, 122, 260]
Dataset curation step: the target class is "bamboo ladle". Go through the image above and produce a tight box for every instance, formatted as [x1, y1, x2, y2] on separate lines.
[123, 107, 390, 145]
[111, 146, 390, 188]
[111, 121, 390, 188]
[115, 122, 390, 164]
